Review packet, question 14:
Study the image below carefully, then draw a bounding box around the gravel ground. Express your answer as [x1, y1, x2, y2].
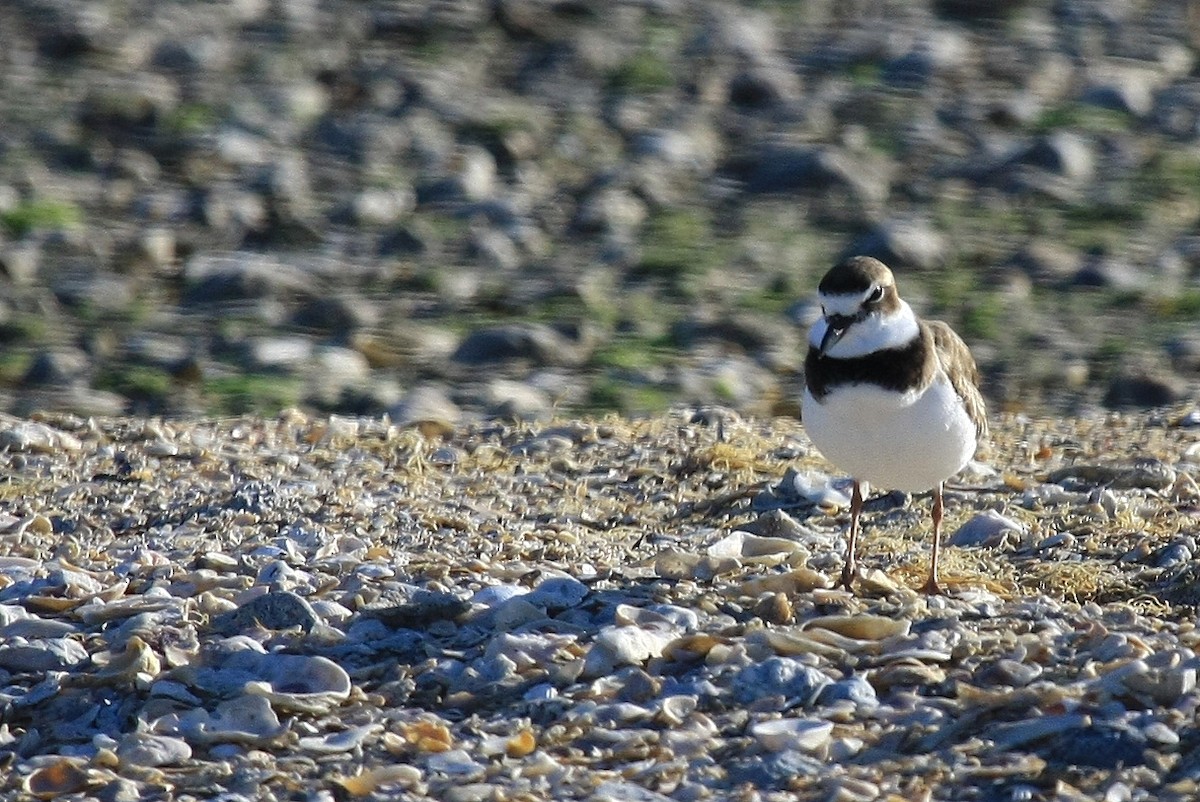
[2, 406, 1200, 800]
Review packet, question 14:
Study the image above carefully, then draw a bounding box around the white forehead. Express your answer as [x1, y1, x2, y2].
[819, 288, 874, 316]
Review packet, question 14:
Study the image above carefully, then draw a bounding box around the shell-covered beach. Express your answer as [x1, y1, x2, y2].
[3, 407, 1200, 801]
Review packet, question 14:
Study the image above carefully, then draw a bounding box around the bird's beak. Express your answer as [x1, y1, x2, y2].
[819, 314, 856, 355]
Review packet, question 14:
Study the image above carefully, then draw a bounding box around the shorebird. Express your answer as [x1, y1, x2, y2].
[802, 256, 987, 594]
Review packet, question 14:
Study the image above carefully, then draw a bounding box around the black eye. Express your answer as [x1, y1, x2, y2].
[867, 286, 884, 304]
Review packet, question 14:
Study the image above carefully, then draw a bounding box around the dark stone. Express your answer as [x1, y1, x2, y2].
[1043, 725, 1148, 768]
[452, 322, 591, 367]
[362, 591, 471, 629]
[1104, 370, 1186, 409]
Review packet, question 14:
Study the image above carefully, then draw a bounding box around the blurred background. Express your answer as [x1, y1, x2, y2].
[1, 0, 1199, 424]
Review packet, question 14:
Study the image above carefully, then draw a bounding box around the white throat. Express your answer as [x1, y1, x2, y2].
[809, 299, 920, 358]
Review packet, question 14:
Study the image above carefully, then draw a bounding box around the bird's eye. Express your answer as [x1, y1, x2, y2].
[867, 286, 884, 304]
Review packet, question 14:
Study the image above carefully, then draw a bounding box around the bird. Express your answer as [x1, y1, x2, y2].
[802, 256, 987, 595]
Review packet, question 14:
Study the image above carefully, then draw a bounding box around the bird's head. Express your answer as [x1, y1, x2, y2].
[810, 256, 913, 357]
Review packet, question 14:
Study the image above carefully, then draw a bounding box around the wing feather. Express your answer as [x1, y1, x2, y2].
[925, 320, 988, 441]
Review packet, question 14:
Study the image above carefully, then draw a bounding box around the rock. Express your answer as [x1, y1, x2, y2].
[244, 336, 314, 372]
[452, 323, 592, 367]
[291, 296, 378, 333]
[1104, 369, 1187, 408]
[882, 31, 971, 89]
[843, 218, 948, 270]
[1072, 253, 1145, 291]
[733, 657, 831, 706]
[573, 184, 648, 235]
[212, 590, 321, 634]
[309, 346, 372, 391]
[1079, 70, 1154, 117]
[525, 576, 588, 610]
[736, 145, 890, 204]
[1014, 132, 1095, 182]
[1167, 334, 1200, 373]
[1043, 725, 1150, 768]
[183, 253, 318, 304]
[347, 187, 414, 226]
[389, 384, 461, 434]
[1005, 241, 1081, 286]
[0, 243, 41, 285]
[483, 379, 550, 420]
[117, 733, 193, 768]
[0, 637, 89, 671]
[416, 146, 497, 205]
[23, 349, 91, 386]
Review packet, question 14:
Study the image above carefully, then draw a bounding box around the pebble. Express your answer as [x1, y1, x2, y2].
[116, 733, 192, 767]
[733, 657, 832, 707]
[949, 509, 1028, 548]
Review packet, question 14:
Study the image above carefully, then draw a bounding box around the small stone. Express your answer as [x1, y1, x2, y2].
[117, 733, 192, 767]
[733, 657, 831, 706]
[949, 510, 1028, 548]
[212, 590, 320, 634]
[525, 576, 588, 610]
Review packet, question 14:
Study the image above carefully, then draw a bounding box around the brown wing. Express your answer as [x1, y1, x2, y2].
[925, 320, 988, 441]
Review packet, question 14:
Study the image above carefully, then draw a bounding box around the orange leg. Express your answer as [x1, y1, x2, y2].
[920, 482, 945, 595]
[840, 480, 863, 592]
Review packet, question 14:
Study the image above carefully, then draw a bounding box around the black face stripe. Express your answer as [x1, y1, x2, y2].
[805, 334, 929, 401]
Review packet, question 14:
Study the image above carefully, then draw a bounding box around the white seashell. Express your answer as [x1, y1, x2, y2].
[750, 717, 833, 753]
[657, 695, 698, 726]
[22, 757, 96, 798]
[948, 509, 1028, 548]
[707, 531, 802, 560]
[1144, 721, 1180, 745]
[614, 603, 698, 631]
[335, 764, 423, 795]
[425, 749, 486, 780]
[782, 470, 852, 508]
[830, 736, 865, 761]
[242, 653, 352, 714]
[77, 592, 183, 625]
[523, 683, 558, 701]
[298, 723, 382, 754]
[582, 625, 676, 678]
[803, 614, 910, 641]
[471, 584, 530, 607]
[165, 694, 288, 745]
[116, 733, 192, 767]
[821, 776, 881, 802]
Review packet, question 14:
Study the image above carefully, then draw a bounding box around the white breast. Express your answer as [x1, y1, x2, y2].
[802, 373, 977, 492]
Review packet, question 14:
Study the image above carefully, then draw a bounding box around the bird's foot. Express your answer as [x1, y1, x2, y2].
[919, 575, 944, 596]
[840, 563, 858, 593]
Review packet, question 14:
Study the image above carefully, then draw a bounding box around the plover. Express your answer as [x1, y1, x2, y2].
[802, 256, 987, 594]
